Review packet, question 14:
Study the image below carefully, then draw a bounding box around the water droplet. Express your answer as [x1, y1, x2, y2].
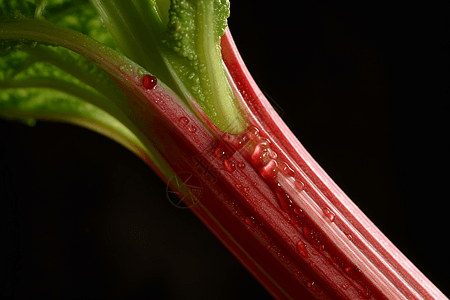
[266, 148, 278, 160]
[243, 187, 249, 193]
[322, 207, 335, 222]
[179, 117, 189, 127]
[238, 162, 245, 168]
[359, 287, 372, 299]
[259, 160, 278, 181]
[187, 125, 196, 133]
[245, 216, 255, 226]
[294, 207, 303, 216]
[278, 161, 295, 177]
[235, 184, 242, 189]
[259, 137, 270, 148]
[295, 180, 305, 192]
[224, 160, 236, 172]
[303, 226, 320, 244]
[119, 65, 125, 71]
[347, 234, 353, 241]
[297, 241, 308, 257]
[276, 190, 294, 212]
[251, 144, 269, 167]
[342, 284, 348, 290]
[245, 126, 259, 140]
[236, 137, 247, 148]
[345, 266, 361, 280]
[319, 244, 325, 252]
[215, 147, 226, 158]
[143, 74, 157, 89]
[307, 281, 314, 288]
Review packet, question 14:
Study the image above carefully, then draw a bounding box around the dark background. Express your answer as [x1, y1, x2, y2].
[1, 1, 448, 299]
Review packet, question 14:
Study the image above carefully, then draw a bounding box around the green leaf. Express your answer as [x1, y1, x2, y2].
[0, 44, 171, 178]
[0, 43, 140, 152]
[0, 3, 177, 181]
[0, 81, 146, 156]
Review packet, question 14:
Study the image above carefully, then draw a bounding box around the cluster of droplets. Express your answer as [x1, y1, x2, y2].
[120, 63, 146, 80]
[218, 125, 374, 298]
[213, 133, 247, 173]
[218, 126, 296, 185]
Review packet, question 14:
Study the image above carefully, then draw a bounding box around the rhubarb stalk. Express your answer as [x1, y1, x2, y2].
[0, 1, 447, 299]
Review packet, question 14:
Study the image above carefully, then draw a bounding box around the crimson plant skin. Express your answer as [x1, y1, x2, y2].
[1, 1, 448, 299]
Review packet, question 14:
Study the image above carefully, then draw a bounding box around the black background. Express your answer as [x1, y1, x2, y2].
[1, 2, 448, 299]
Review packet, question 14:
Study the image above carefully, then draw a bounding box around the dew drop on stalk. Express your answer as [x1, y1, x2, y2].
[179, 117, 189, 127]
[224, 159, 236, 172]
[243, 187, 249, 193]
[214, 147, 226, 158]
[296, 179, 305, 190]
[251, 144, 267, 166]
[307, 281, 314, 288]
[347, 234, 353, 241]
[294, 207, 303, 216]
[322, 207, 335, 222]
[142, 74, 157, 89]
[276, 190, 294, 212]
[303, 225, 319, 244]
[345, 266, 361, 280]
[260, 160, 278, 181]
[238, 162, 245, 168]
[187, 125, 196, 133]
[245, 126, 259, 140]
[235, 184, 242, 189]
[236, 137, 247, 148]
[278, 161, 295, 177]
[266, 148, 278, 160]
[342, 284, 348, 290]
[359, 286, 372, 299]
[245, 216, 256, 226]
[297, 241, 308, 257]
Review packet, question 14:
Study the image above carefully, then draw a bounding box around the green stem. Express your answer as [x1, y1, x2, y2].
[1, 77, 115, 113]
[88, 0, 176, 90]
[0, 17, 181, 183]
[23, 47, 123, 107]
[198, 1, 245, 132]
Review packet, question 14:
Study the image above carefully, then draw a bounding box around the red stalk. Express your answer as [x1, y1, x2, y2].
[78, 27, 446, 299]
[219, 29, 448, 299]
